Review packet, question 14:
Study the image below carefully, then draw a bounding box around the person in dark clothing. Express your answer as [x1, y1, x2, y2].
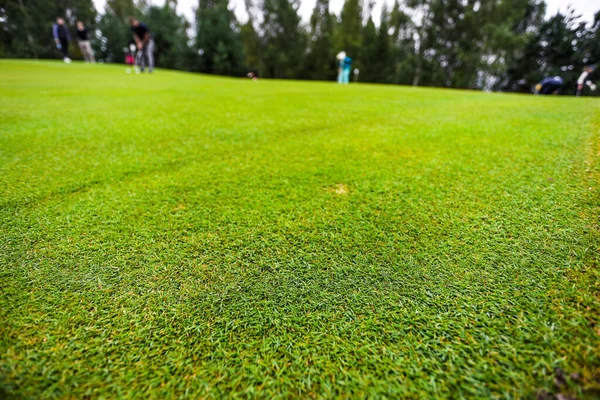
[534, 76, 563, 95]
[128, 17, 154, 73]
[52, 18, 71, 63]
[76, 21, 95, 63]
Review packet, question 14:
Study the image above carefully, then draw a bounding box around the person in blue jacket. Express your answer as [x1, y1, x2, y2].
[52, 17, 71, 63]
[534, 76, 563, 95]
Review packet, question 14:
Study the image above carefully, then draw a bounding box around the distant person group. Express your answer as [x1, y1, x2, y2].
[53, 18, 94, 64]
[535, 65, 596, 96]
[52, 16, 154, 73]
[50, 17, 596, 95]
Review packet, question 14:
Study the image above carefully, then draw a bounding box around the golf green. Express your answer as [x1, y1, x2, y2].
[1, 60, 599, 398]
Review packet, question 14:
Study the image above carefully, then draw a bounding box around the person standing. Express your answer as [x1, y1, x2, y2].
[76, 21, 95, 63]
[336, 51, 352, 84]
[576, 65, 597, 96]
[336, 51, 346, 84]
[128, 17, 154, 73]
[342, 56, 352, 84]
[52, 17, 71, 63]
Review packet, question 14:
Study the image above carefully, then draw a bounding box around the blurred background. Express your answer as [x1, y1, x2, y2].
[1, 0, 598, 94]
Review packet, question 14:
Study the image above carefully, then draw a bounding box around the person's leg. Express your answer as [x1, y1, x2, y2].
[337, 68, 343, 84]
[136, 48, 145, 72]
[79, 41, 89, 62]
[343, 68, 350, 84]
[60, 38, 69, 59]
[86, 41, 96, 63]
[145, 39, 154, 73]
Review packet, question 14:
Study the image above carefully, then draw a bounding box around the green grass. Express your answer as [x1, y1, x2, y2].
[1, 60, 599, 398]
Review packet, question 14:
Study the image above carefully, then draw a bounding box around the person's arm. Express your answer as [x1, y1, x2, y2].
[141, 31, 150, 46]
[52, 24, 59, 42]
[132, 32, 142, 49]
[135, 33, 150, 49]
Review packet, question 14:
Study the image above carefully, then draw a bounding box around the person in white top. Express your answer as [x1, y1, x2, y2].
[576, 65, 597, 96]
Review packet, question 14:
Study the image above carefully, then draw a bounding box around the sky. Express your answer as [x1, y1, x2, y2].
[93, 0, 598, 26]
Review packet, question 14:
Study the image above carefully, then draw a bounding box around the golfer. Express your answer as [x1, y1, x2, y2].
[52, 17, 71, 63]
[76, 21, 95, 63]
[129, 17, 154, 73]
[534, 76, 563, 95]
[336, 51, 352, 84]
[576, 65, 597, 96]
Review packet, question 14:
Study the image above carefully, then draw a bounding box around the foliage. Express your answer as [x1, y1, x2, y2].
[359, 15, 378, 82]
[305, 0, 335, 80]
[145, 4, 194, 72]
[336, 0, 362, 63]
[0, 0, 96, 59]
[261, 0, 306, 79]
[239, 0, 262, 76]
[195, 0, 245, 76]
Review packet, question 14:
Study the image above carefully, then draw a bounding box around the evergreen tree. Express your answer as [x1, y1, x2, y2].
[195, 0, 244, 76]
[582, 11, 600, 67]
[389, 0, 416, 85]
[0, 0, 96, 59]
[407, 0, 541, 89]
[405, 0, 438, 86]
[97, 0, 140, 62]
[336, 0, 362, 61]
[145, 3, 193, 71]
[261, 0, 306, 79]
[486, 0, 546, 92]
[240, 0, 262, 75]
[305, 0, 335, 80]
[537, 10, 588, 94]
[499, 7, 590, 94]
[359, 6, 378, 82]
[106, 0, 136, 19]
[374, 5, 393, 83]
[358, 1, 394, 83]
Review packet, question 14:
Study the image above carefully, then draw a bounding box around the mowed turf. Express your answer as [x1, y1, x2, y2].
[1, 60, 599, 398]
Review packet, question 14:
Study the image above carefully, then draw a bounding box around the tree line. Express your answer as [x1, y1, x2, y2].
[1, 0, 599, 94]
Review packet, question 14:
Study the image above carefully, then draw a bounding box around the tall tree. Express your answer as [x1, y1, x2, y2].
[359, 1, 394, 83]
[305, 0, 335, 80]
[374, 4, 393, 83]
[195, 0, 244, 76]
[424, 0, 482, 88]
[537, 10, 589, 94]
[261, 0, 306, 79]
[145, 3, 193, 71]
[486, 0, 546, 92]
[389, 0, 416, 85]
[106, 0, 136, 20]
[582, 11, 600, 66]
[405, 0, 437, 86]
[240, 0, 262, 75]
[406, 0, 545, 89]
[97, 0, 140, 62]
[359, 2, 378, 83]
[336, 0, 362, 62]
[0, 0, 96, 59]
[499, 7, 591, 94]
